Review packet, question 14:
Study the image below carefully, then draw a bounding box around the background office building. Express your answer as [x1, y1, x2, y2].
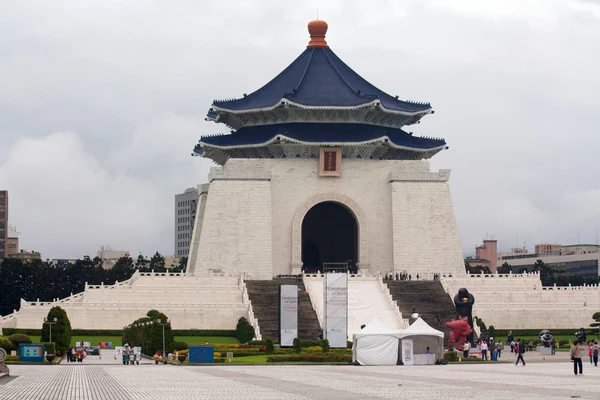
[175, 187, 199, 258]
[0, 190, 7, 260]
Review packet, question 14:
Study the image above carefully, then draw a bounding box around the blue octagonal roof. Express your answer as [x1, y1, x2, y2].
[211, 47, 432, 115]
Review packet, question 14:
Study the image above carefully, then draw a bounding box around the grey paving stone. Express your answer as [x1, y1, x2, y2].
[1, 361, 598, 399]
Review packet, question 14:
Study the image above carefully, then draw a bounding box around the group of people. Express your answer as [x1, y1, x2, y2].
[570, 340, 600, 375]
[383, 272, 442, 281]
[66, 345, 87, 363]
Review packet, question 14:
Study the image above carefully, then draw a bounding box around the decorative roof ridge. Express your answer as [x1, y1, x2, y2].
[291, 47, 316, 94]
[321, 48, 376, 101]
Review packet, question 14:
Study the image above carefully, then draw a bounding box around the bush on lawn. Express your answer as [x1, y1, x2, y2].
[42, 342, 56, 355]
[304, 346, 323, 353]
[321, 338, 330, 353]
[173, 341, 189, 351]
[8, 333, 32, 351]
[559, 340, 570, 347]
[265, 339, 274, 355]
[214, 357, 226, 363]
[267, 354, 351, 363]
[122, 310, 174, 356]
[235, 318, 255, 344]
[0, 338, 13, 352]
[40, 306, 72, 356]
[444, 351, 458, 362]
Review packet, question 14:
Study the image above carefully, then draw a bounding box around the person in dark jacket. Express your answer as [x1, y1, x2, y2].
[515, 339, 526, 366]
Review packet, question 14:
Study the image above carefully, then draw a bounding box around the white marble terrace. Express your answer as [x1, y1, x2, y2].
[0, 271, 260, 337]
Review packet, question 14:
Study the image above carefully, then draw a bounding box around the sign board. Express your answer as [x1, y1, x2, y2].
[279, 284, 298, 347]
[115, 346, 124, 358]
[402, 339, 414, 366]
[324, 273, 348, 348]
[19, 344, 45, 362]
[319, 147, 342, 177]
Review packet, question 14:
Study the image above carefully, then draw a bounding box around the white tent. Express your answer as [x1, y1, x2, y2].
[399, 317, 444, 365]
[352, 319, 402, 365]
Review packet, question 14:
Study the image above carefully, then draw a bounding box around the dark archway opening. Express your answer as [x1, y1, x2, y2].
[301, 201, 358, 273]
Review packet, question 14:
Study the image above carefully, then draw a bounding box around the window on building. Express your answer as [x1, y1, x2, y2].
[0, 212, 5, 218]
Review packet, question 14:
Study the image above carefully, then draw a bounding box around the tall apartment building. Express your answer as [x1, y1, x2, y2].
[0, 190, 7, 261]
[175, 187, 199, 258]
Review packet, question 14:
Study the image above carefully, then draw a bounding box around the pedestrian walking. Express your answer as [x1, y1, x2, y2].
[588, 342, 593, 364]
[496, 341, 502, 358]
[571, 340, 586, 375]
[481, 341, 488, 361]
[463, 341, 471, 359]
[593, 341, 599, 367]
[515, 339, 526, 366]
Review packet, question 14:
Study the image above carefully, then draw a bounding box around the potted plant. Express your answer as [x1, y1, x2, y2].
[44, 342, 56, 363]
[177, 353, 187, 363]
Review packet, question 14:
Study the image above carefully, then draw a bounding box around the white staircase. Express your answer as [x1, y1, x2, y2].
[303, 274, 407, 341]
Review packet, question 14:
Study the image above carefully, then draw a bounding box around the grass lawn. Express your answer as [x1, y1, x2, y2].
[177, 336, 239, 345]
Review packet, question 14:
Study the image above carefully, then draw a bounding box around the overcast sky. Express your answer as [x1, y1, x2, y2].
[1, 0, 599, 259]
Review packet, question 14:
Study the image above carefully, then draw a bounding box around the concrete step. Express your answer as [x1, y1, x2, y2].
[245, 279, 321, 341]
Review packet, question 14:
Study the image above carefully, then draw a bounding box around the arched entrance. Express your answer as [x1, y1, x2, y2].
[301, 201, 358, 273]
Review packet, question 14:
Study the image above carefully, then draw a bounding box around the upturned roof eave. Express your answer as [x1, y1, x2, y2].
[193, 135, 446, 154]
[208, 99, 433, 119]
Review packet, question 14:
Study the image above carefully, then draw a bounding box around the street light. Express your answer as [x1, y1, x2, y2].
[43, 317, 58, 343]
[156, 318, 170, 363]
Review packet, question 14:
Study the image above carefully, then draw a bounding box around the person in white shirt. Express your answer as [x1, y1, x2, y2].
[481, 341, 489, 360]
[463, 341, 471, 359]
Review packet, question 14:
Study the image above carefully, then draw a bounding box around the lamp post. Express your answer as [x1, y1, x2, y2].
[156, 319, 170, 362]
[43, 317, 58, 344]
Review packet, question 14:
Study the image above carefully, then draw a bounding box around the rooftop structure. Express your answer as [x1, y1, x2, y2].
[194, 20, 447, 165]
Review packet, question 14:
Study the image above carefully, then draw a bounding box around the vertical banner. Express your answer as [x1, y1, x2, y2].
[402, 339, 414, 365]
[279, 285, 298, 346]
[324, 273, 348, 348]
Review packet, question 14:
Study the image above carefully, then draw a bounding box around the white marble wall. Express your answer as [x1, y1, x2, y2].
[442, 273, 600, 329]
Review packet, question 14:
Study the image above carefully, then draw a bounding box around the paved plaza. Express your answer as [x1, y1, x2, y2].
[2, 353, 600, 400]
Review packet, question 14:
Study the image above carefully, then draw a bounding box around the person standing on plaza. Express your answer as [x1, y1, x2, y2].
[515, 339, 526, 366]
[571, 340, 586, 375]
[481, 340, 488, 361]
[588, 342, 593, 364]
[496, 341, 502, 358]
[593, 341, 599, 367]
[463, 341, 471, 360]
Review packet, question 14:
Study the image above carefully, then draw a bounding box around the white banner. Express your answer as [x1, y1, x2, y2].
[280, 284, 298, 346]
[402, 339, 414, 366]
[324, 273, 348, 348]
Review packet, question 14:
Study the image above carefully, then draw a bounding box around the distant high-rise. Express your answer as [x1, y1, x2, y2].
[175, 187, 199, 258]
[0, 190, 7, 261]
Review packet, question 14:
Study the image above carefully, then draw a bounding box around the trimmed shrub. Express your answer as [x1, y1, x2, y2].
[122, 310, 174, 356]
[173, 341, 189, 351]
[8, 333, 32, 350]
[347, 341, 353, 349]
[40, 306, 72, 356]
[214, 352, 222, 358]
[299, 339, 322, 348]
[265, 339, 274, 355]
[444, 351, 458, 362]
[293, 338, 301, 354]
[305, 346, 323, 353]
[214, 357, 226, 363]
[0, 337, 13, 352]
[42, 342, 56, 355]
[321, 338, 330, 353]
[559, 340, 570, 347]
[235, 318, 255, 344]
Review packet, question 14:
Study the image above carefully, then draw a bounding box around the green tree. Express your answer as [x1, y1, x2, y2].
[40, 306, 72, 355]
[235, 317, 256, 343]
[149, 252, 166, 272]
[111, 256, 135, 281]
[497, 262, 511, 274]
[123, 310, 174, 356]
[464, 260, 472, 274]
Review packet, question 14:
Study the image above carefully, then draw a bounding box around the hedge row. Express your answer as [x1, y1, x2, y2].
[3, 328, 237, 337]
[494, 329, 595, 337]
[267, 354, 352, 363]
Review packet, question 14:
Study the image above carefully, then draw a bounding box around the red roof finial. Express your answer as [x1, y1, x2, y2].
[307, 19, 328, 48]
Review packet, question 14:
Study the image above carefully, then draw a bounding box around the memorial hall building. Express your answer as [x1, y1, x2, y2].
[186, 19, 464, 280]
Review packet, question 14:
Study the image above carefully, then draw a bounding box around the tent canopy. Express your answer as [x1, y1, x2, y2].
[353, 318, 402, 339]
[400, 317, 443, 338]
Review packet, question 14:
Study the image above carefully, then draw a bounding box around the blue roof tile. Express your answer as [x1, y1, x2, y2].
[212, 48, 431, 114]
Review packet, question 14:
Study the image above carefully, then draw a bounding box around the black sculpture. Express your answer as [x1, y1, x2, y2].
[576, 328, 587, 344]
[454, 288, 475, 344]
[539, 330, 553, 348]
